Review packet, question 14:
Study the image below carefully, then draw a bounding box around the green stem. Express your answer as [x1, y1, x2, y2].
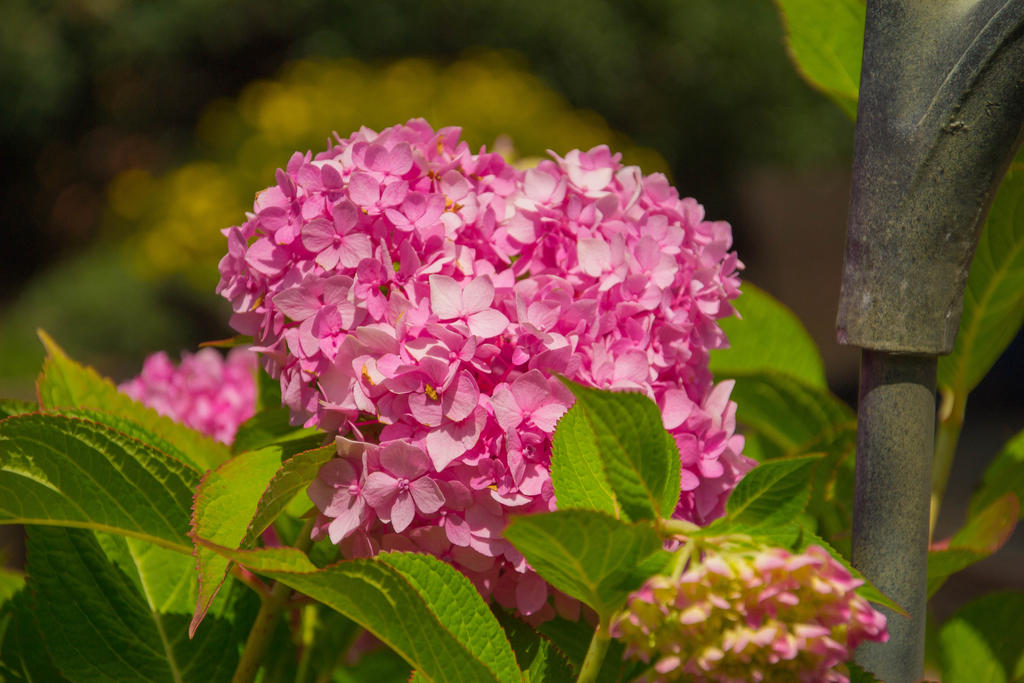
[577, 617, 612, 683]
[232, 517, 317, 683]
[930, 385, 966, 541]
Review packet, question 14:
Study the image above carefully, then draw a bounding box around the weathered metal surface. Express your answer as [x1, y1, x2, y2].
[852, 351, 937, 683]
[837, 0, 1024, 354]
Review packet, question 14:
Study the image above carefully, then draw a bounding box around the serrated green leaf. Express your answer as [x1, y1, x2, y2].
[710, 282, 826, 388]
[928, 493, 1018, 597]
[23, 526, 257, 683]
[970, 429, 1024, 520]
[231, 406, 323, 455]
[35, 331, 229, 471]
[715, 454, 821, 533]
[492, 610, 574, 683]
[0, 414, 198, 553]
[729, 371, 855, 456]
[377, 553, 520, 683]
[846, 661, 884, 682]
[199, 543, 518, 683]
[773, 0, 865, 118]
[550, 406, 619, 517]
[504, 510, 663, 620]
[939, 591, 1024, 683]
[190, 446, 283, 637]
[939, 169, 1024, 395]
[240, 444, 335, 549]
[561, 381, 680, 521]
[0, 400, 35, 420]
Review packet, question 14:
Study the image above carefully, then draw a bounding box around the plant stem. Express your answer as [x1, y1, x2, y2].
[930, 386, 966, 541]
[577, 617, 612, 683]
[232, 517, 317, 683]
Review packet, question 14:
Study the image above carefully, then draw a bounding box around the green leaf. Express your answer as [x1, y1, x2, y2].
[550, 406, 619, 517]
[970, 429, 1024, 520]
[35, 330, 230, 471]
[231, 406, 323, 455]
[0, 568, 23, 607]
[713, 454, 822, 534]
[21, 526, 257, 682]
[492, 610, 574, 683]
[0, 413, 199, 553]
[939, 168, 1024, 395]
[939, 591, 1024, 683]
[728, 371, 855, 457]
[190, 446, 283, 637]
[928, 493, 1018, 597]
[240, 444, 335, 549]
[199, 544, 519, 683]
[377, 553, 520, 683]
[534, 617, 641, 683]
[504, 510, 664, 620]
[773, 0, 865, 118]
[0, 400, 35, 419]
[710, 282, 827, 388]
[561, 381, 680, 520]
[0, 587, 67, 682]
[846, 661, 884, 682]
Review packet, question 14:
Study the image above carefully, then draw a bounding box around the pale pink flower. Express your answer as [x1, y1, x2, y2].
[119, 347, 257, 444]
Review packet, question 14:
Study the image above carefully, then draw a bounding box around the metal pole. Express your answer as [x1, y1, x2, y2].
[852, 351, 936, 683]
[837, 3, 1024, 679]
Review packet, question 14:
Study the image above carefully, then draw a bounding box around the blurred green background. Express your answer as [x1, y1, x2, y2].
[0, 0, 856, 398]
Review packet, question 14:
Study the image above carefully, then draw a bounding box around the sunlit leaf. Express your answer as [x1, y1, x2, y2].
[35, 330, 229, 470]
[504, 510, 665, 620]
[928, 493, 1018, 597]
[710, 282, 826, 388]
[0, 413, 198, 553]
[773, 0, 865, 118]
[939, 168, 1024, 395]
[939, 591, 1024, 683]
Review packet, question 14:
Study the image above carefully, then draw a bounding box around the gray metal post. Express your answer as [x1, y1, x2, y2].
[838, 2, 1024, 681]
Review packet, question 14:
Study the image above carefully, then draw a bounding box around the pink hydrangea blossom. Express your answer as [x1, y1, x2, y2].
[216, 119, 751, 618]
[610, 544, 888, 682]
[119, 347, 257, 444]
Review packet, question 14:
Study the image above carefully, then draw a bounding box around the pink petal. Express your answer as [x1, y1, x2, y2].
[301, 218, 335, 252]
[362, 472, 398, 509]
[390, 492, 416, 532]
[429, 275, 464, 319]
[467, 309, 510, 338]
[338, 233, 373, 269]
[380, 180, 409, 208]
[425, 409, 484, 471]
[273, 287, 320, 321]
[462, 276, 495, 314]
[510, 370, 552, 413]
[661, 389, 694, 430]
[332, 200, 359, 233]
[531, 403, 568, 433]
[516, 572, 548, 616]
[388, 143, 413, 175]
[410, 477, 445, 514]
[348, 172, 380, 207]
[490, 384, 522, 431]
[408, 389, 444, 427]
[327, 503, 365, 543]
[442, 371, 479, 422]
[577, 238, 611, 277]
[380, 440, 430, 479]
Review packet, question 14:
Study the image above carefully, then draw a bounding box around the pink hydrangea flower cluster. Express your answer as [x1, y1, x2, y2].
[610, 544, 889, 682]
[216, 119, 751, 617]
[119, 348, 257, 444]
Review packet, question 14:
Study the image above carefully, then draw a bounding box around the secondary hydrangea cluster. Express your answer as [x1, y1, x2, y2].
[611, 544, 889, 682]
[216, 118, 752, 618]
[119, 348, 257, 444]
